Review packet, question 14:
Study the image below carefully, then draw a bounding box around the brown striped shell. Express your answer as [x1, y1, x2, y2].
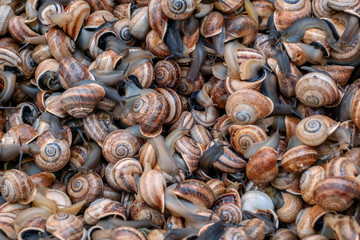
[139, 169, 166, 212]
[295, 115, 340, 147]
[45, 28, 76, 62]
[62, 0, 90, 40]
[325, 157, 359, 177]
[281, 145, 318, 173]
[59, 57, 94, 89]
[229, 125, 268, 155]
[60, 84, 105, 118]
[84, 198, 126, 225]
[45, 213, 83, 240]
[67, 172, 104, 205]
[174, 179, 215, 209]
[300, 166, 326, 205]
[295, 72, 343, 108]
[154, 59, 181, 89]
[105, 158, 142, 193]
[225, 89, 274, 125]
[33, 131, 71, 172]
[102, 130, 143, 163]
[0, 170, 36, 205]
[111, 226, 146, 240]
[160, 0, 200, 20]
[246, 146, 278, 185]
[133, 91, 169, 137]
[313, 176, 360, 212]
[212, 188, 242, 224]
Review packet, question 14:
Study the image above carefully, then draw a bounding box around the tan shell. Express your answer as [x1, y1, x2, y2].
[225, 90, 274, 125]
[295, 72, 343, 108]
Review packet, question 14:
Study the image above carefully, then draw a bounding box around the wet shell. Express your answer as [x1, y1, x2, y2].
[229, 125, 268, 155]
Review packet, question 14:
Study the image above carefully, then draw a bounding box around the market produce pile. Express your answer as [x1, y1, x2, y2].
[0, 0, 359, 239]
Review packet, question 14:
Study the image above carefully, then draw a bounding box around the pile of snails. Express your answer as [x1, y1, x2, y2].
[0, 0, 359, 239]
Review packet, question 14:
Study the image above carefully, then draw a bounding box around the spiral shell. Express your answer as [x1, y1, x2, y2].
[276, 192, 304, 223]
[225, 15, 258, 45]
[296, 115, 340, 147]
[300, 166, 326, 205]
[102, 130, 143, 163]
[34, 131, 70, 172]
[212, 188, 242, 224]
[229, 125, 268, 155]
[0, 170, 36, 205]
[60, 84, 105, 118]
[160, 0, 199, 20]
[67, 172, 104, 205]
[140, 169, 166, 212]
[46, 213, 83, 240]
[105, 158, 142, 193]
[295, 72, 343, 108]
[246, 146, 278, 185]
[174, 179, 215, 209]
[59, 56, 95, 89]
[281, 145, 318, 173]
[62, 0, 91, 41]
[111, 226, 146, 240]
[84, 198, 126, 225]
[133, 91, 169, 137]
[225, 89, 274, 125]
[154, 59, 181, 88]
[313, 176, 360, 212]
[157, 88, 182, 125]
[45, 28, 76, 62]
[326, 157, 359, 177]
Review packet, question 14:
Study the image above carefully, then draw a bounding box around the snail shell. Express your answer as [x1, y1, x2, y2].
[225, 15, 258, 45]
[59, 56, 95, 89]
[214, 0, 244, 13]
[156, 88, 182, 125]
[295, 72, 343, 108]
[111, 227, 146, 240]
[0, 170, 36, 205]
[129, 201, 164, 227]
[84, 198, 126, 225]
[139, 169, 166, 212]
[45, 213, 83, 240]
[149, 0, 168, 40]
[295, 115, 340, 146]
[313, 176, 360, 212]
[241, 218, 266, 240]
[133, 91, 169, 137]
[130, 7, 151, 40]
[83, 112, 112, 148]
[45, 28, 76, 62]
[60, 84, 106, 118]
[246, 146, 278, 185]
[105, 158, 142, 193]
[62, 0, 91, 41]
[34, 131, 71, 172]
[281, 145, 318, 173]
[300, 166, 326, 205]
[325, 157, 359, 177]
[276, 192, 304, 223]
[174, 179, 215, 209]
[212, 188, 242, 224]
[67, 172, 104, 205]
[225, 89, 274, 125]
[154, 59, 181, 89]
[160, 0, 200, 20]
[1, 123, 39, 145]
[229, 125, 268, 155]
[102, 130, 143, 163]
[0, 212, 16, 239]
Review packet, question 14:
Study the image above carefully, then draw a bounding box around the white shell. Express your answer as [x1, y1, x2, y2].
[241, 190, 274, 213]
